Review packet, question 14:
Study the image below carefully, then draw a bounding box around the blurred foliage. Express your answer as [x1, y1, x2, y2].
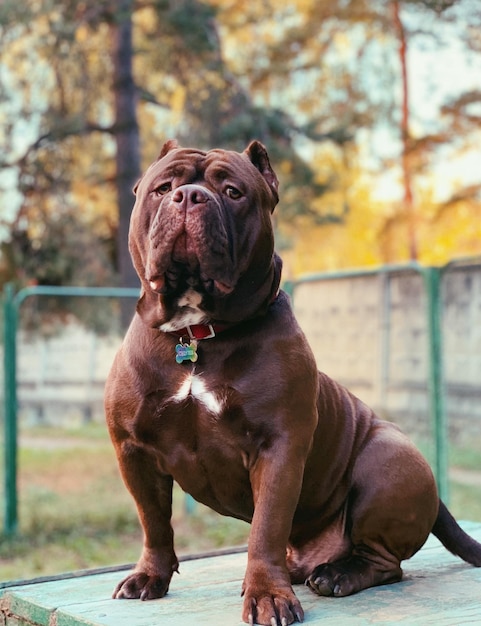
[0, 0, 480, 304]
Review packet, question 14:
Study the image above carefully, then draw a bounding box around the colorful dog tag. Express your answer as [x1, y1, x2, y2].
[175, 341, 198, 364]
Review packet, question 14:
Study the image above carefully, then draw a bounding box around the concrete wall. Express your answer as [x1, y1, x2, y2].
[17, 323, 122, 426]
[293, 264, 481, 448]
[12, 264, 481, 447]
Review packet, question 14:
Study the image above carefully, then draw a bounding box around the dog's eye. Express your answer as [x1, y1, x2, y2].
[225, 185, 242, 200]
[153, 182, 172, 196]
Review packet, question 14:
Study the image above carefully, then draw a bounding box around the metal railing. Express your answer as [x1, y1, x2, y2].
[3, 260, 480, 536]
[289, 262, 448, 503]
[2, 284, 139, 536]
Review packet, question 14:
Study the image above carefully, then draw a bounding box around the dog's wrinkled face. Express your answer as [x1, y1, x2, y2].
[129, 140, 282, 328]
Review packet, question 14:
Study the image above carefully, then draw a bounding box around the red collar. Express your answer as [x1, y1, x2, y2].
[166, 291, 280, 342]
[169, 322, 230, 341]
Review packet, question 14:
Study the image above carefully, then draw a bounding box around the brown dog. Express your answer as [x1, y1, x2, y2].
[105, 140, 481, 625]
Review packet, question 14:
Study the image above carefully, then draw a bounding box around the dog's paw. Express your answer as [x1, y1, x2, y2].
[305, 557, 402, 597]
[305, 562, 349, 597]
[242, 587, 304, 625]
[113, 572, 171, 600]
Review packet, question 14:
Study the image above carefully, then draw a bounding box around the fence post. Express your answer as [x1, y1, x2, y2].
[3, 283, 18, 536]
[423, 267, 449, 503]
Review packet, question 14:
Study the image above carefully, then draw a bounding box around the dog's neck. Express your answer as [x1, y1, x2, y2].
[159, 288, 207, 333]
[159, 288, 231, 343]
[158, 286, 280, 341]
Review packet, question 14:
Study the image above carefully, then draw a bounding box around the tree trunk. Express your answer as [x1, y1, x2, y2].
[393, 0, 417, 261]
[111, 0, 141, 290]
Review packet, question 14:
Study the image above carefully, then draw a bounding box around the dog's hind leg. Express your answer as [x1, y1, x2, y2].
[306, 425, 438, 597]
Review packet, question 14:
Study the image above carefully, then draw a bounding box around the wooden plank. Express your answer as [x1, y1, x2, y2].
[1, 524, 481, 625]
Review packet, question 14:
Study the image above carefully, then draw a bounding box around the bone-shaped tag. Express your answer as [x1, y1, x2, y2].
[175, 341, 198, 364]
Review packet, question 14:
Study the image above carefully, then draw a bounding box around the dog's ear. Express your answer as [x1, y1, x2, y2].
[158, 139, 180, 159]
[244, 140, 279, 210]
[133, 179, 141, 195]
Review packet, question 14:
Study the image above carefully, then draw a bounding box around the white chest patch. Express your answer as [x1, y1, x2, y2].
[173, 373, 224, 416]
[160, 288, 207, 332]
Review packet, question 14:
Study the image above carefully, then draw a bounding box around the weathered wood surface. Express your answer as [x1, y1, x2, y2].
[1, 523, 481, 625]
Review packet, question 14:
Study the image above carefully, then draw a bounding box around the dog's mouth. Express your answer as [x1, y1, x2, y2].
[149, 274, 166, 293]
[147, 230, 196, 294]
[147, 219, 235, 298]
[148, 267, 234, 297]
[172, 232, 189, 264]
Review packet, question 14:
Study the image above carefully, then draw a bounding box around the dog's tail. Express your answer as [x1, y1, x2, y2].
[432, 499, 481, 566]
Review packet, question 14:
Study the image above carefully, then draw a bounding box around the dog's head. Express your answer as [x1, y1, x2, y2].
[129, 140, 282, 329]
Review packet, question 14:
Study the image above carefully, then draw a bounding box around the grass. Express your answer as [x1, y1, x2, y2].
[449, 483, 481, 523]
[450, 444, 481, 472]
[1, 423, 480, 582]
[0, 424, 249, 582]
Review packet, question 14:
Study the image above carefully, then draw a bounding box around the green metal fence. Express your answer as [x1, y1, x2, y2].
[289, 262, 448, 503]
[2, 284, 139, 537]
[3, 262, 477, 536]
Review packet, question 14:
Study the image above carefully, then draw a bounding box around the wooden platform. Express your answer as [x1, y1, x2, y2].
[2, 522, 481, 625]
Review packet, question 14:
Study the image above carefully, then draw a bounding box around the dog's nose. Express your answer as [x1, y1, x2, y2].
[172, 185, 209, 208]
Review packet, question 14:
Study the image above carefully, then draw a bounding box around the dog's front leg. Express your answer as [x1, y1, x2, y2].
[242, 446, 306, 626]
[112, 442, 179, 601]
